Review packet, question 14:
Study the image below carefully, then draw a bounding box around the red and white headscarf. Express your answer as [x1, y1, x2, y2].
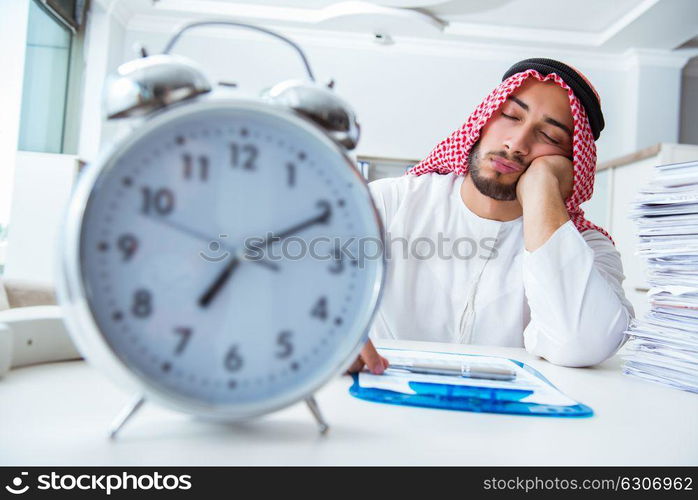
[406, 69, 611, 243]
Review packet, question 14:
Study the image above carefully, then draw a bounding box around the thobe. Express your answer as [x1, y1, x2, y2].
[368, 172, 634, 367]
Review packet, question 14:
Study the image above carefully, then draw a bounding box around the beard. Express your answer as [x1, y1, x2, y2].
[467, 141, 523, 201]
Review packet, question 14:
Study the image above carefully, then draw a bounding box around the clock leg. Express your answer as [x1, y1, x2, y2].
[305, 395, 329, 435]
[108, 395, 146, 440]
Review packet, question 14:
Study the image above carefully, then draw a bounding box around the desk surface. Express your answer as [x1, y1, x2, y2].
[1, 340, 696, 466]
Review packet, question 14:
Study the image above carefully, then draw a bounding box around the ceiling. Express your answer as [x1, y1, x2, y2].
[103, 0, 698, 53]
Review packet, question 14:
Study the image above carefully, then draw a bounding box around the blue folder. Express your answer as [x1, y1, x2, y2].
[349, 350, 593, 418]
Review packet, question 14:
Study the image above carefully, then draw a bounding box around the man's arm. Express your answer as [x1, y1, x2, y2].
[516, 155, 573, 252]
[516, 156, 634, 367]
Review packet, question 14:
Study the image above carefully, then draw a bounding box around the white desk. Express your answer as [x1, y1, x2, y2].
[1, 340, 696, 466]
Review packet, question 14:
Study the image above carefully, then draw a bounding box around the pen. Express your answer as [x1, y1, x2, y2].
[387, 361, 516, 381]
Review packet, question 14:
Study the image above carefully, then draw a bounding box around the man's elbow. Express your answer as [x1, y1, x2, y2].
[540, 337, 624, 367]
[528, 310, 631, 368]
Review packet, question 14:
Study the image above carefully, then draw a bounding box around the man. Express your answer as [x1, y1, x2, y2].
[348, 58, 634, 374]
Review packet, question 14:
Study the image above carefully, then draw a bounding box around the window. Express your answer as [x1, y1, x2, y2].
[357, 156, 418, 182]
[17, 0, 81, 154]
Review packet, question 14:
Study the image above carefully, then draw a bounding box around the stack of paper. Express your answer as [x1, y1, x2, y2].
[623, 161, 698, 393]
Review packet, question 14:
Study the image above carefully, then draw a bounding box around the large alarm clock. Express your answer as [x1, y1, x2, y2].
[57, 21, 385, 437]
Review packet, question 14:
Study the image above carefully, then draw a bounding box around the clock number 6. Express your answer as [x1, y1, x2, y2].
[224, 345, 243, 372]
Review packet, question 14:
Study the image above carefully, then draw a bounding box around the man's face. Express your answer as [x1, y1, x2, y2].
[468, 80, 575, 201]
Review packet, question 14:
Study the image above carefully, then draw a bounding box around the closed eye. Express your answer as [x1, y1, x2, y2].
[501, 113, 519, 121]
[541, 132, 560, 145]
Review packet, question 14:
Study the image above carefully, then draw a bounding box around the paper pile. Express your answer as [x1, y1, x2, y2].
[623, 161, 698, 393]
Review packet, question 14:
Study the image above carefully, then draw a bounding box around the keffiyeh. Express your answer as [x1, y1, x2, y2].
[407, 64, 611, 243]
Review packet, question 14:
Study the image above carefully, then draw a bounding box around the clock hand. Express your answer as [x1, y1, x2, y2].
[198, 255, 240, 308]
[197, 201, 331, 308]
[145, 215, 279, 272]
[259, 200, 332, 249]
[240, 254, 279, 272]
[146, 215, 219, 247]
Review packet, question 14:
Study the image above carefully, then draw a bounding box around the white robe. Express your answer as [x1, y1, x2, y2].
[368, 172, 635, 367]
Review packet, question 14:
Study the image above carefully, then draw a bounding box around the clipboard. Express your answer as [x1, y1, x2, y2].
[349, 348, 593, 417]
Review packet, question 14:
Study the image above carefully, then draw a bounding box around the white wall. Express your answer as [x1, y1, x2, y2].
[61, 14, 683, 167]
[112, 22, 639, 163]
[77, 1, 128, 162]
[3, 152, 78, 285]
[71, 17, 689, 167]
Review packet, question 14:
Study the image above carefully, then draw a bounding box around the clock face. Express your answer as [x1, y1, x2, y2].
[72, 100, 383, 416]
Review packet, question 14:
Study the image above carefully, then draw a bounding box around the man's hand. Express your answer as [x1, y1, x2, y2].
[515, 155, 573, 252]
[516, 155, 574, 206]
[347, 339, 389, 374]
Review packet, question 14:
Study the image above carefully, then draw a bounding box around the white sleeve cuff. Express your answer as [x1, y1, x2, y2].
[523, 220, 593, 281]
